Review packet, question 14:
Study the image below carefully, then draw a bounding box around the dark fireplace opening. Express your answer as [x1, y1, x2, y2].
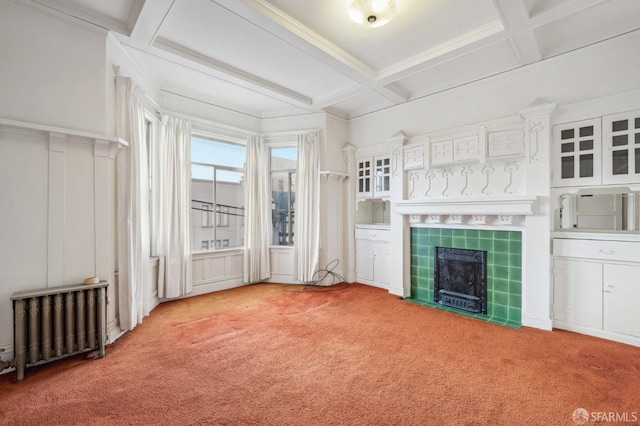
[434, 247, 487, 314]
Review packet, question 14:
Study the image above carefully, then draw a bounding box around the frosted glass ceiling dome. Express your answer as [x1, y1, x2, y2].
[349, 0, 397, 28]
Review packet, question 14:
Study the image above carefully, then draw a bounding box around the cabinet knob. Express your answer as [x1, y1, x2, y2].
[370, 233, 376, 238]
[598, 249, 615, 255]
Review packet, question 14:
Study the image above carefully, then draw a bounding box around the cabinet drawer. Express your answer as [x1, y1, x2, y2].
[553, 238, 640, 262]
[355, 228, 391, 242]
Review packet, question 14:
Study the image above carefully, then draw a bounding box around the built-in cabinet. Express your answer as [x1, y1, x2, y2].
[552, 236, 640, 346]
[355, 226, 391, 288]
[357, 155, 390, 198]
[551, 108, 640, 346]
[553, 109, 640, 187]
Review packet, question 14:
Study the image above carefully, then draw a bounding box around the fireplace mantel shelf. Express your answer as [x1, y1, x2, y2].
[395, 196, 537, 217]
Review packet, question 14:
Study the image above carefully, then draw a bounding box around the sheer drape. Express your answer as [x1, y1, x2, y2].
[293, 132, 320, 282]
[244, 135, 271, 283]
[115, 76, 150, 331]
[157, 115, 193, 299]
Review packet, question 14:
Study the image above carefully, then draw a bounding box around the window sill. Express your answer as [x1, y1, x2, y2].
[192, 248, 244, 257]
[269, 245, 294, 251]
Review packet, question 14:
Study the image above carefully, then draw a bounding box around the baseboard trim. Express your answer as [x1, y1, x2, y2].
[522, 316, 553, 331]
[553, 321, 640, 347]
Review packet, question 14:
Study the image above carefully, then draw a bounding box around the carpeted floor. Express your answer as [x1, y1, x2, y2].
[0, 283, 639, 425]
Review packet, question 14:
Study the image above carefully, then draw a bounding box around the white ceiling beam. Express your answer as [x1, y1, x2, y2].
[528, 0, 609, 28]
[491, 0, 542, 65]
[542, 14, 640, 58]
[28, 0, 131, 35]
[129, 0, 175, 46]
[376, 21, 509, 85]
[126, 37, 316, 111]
[313, 85, 369, 110]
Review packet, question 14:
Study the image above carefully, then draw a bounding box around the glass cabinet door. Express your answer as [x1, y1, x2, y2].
[374, 156, 390, 195]
[357, 159, 372, 197]
[552, 119, 601, 187]
[603, 110, 640, 185]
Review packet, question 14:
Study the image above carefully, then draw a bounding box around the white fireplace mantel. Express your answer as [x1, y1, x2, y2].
[395, 196, 537, 217]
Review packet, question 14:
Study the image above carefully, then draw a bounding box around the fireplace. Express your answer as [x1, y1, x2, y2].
[434, 247, 487, 314]
[408, 228, 522, 327]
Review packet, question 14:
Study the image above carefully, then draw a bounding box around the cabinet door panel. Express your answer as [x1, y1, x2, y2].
[552, 119, 601, 187]
[553, 259, 602, 328]
[373, 242, 391, 285]
[356, 240, 374, 281]
[603, 110, 640, 185]
[603, 264, 640, 337]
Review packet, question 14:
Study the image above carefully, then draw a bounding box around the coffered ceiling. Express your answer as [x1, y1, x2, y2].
[26, 0, 640, 119]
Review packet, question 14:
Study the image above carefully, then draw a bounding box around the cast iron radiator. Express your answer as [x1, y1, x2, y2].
[8, 281, 108, 381]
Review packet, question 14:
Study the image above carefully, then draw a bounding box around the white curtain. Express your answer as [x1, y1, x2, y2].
[244, 135, 271, 283]
[156, 115, 193, 299]
[293, 132, 321, 282]
[115, 77, 150, 331]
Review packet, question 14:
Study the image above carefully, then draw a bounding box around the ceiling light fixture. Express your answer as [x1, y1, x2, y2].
[348, 0, 397, 28]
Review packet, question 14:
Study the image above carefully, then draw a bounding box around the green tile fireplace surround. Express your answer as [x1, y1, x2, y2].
[408, 227, 522, 328]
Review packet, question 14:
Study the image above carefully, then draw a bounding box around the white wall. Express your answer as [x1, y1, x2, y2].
[0, 121, 123, 364]
[324, 114, 349, 173]
[0, 2, 118, 366]
[348, 31, 640, 148]
[0, 1, 107, 134]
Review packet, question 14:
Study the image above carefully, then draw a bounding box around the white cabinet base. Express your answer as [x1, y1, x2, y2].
[552, 321, 640, 348]
[553, 237, 640, 347]
[355, 227, 391, 289]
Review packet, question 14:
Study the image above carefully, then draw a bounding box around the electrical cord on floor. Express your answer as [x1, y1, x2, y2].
[282, 259, 352, 292]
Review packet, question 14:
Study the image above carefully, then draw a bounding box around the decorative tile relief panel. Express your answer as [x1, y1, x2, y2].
[404, 142, 425, 170]
[430, 139, 453, 166]
[399, 122, 527, 200]
[453, 135, 480, 162]
[528, 121, 546, 164]
[487, 129, 525, 158]
[406, 161, 525, 199]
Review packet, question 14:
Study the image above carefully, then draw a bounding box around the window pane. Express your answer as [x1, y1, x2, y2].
[270, 148, 297, 246]
[579, 154, 593, 178]
[271, 147, 297, 170]
[561, 142, 574, 153]
[636, 148, 640, 174]
[635, 118, 640, 129]
[191, 138, 246, 252]
[271, 171, 294, 245]
[579, 140, 593, 151]
[561, 156, 574, 179]
[635, 133, 640, 145]
[612, 120, 629, 132]
[192, 137, 246, 168]
[612, 135, 628, 146]
[561, 129, 574, 140]
[612, 150, 628, 175]
[216, 170, 244, 248]
[579, 126, 594, 137]
[192, 177, 215, 252]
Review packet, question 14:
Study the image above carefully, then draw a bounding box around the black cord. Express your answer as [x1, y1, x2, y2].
[282, 259, 352, 293]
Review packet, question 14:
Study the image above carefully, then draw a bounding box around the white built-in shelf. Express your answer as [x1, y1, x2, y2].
[0, 118, 128, 153]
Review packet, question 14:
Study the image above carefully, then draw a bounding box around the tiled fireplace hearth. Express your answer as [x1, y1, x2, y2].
[393, 196, 537, 329]
[409, 228, 522, 327]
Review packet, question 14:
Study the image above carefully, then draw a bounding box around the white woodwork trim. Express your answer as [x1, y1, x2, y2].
[47, 132, 66, 287]
[0, 118, 128, 149]
[395, 196, 537, 216]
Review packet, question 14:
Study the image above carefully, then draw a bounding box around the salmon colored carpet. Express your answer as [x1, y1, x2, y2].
[1, 283, 639, 425]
